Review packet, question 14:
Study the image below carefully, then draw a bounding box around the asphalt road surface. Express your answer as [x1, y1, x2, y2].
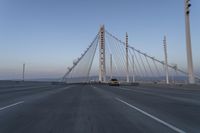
[0, 83, 200, 133]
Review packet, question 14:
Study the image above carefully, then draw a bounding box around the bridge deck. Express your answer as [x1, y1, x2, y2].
[0, 82, 200, 133]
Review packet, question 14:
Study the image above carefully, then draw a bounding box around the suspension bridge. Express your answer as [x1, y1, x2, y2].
[62, 25, 200, 84]
[1, 1, 200, 132]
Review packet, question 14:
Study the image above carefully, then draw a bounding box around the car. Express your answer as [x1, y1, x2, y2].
[108, 78, 119, 86]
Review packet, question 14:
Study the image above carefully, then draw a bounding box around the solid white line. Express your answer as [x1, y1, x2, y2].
[0, 101, 24, 111]
[116, 98, 185, 133]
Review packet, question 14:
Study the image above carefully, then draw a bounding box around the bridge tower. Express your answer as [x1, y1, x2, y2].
[99, 25, 106, 82]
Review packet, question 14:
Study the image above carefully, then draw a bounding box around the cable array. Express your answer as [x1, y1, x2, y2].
[62, 29, 200, 83]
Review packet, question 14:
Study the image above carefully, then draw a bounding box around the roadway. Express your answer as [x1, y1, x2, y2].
[0, 83, 200, 133]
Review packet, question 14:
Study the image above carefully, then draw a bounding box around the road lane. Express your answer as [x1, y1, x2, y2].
[133, 85, 200, 102]
[0, 84, 68, 107]
[0, 84, 178, 133]
[0, 84, 199, 133]
[117, 87, 200, 105]
[116, 98, 185, 133]
[97, 85, 200, 133]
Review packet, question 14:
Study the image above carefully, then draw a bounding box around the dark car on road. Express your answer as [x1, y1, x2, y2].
[108, 78, 119, 86]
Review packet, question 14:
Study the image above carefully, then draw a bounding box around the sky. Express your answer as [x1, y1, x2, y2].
[0, 0, 199, 80]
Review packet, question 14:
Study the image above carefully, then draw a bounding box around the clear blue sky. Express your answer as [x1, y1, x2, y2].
[0, 0, 199, 79]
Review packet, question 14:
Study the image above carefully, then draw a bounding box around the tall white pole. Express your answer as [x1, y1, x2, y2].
[110, 54, 113, 79]
[132, 55, 135, 82]
[185, 0, 195, 84]
[126, 32, 129, 83]
[22, 63, 25, 82]
[163, 36, 169, 84]
[99, 25, 106, 82]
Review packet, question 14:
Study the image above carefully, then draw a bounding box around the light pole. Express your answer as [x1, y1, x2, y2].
[163, 36, 169, 84]
[132, 55, 135, 82]
[126, 32, 129, 83]
[185, 0, 195, 84]
[110, 54, 113, 79]
[22, 63, 25, 82]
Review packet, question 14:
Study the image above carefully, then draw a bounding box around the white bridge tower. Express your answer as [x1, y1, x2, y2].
[99, 25, 106, 82]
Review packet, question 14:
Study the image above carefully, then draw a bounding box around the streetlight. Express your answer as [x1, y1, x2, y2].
[184, 0, 195, 84]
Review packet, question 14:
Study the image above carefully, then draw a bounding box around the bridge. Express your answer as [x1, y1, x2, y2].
[62, 25, 200, 84]
[0, 1, 200, 133]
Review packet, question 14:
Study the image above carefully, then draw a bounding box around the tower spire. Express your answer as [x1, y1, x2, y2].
[99, 25, 106, 82]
